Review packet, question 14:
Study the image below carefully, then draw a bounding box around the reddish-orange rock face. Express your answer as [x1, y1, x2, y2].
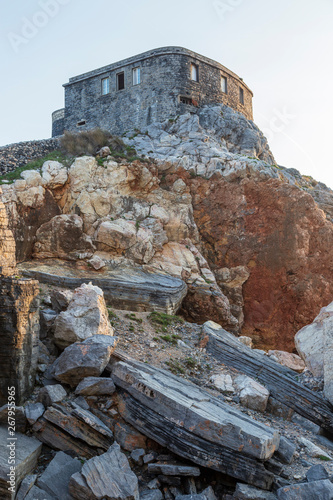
[187, 173, 333, 351]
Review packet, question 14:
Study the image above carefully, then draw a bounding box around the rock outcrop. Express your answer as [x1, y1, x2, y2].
[2, 155, 237, 329]
[188, 173, 333, 350]
[0, 191, 40, 405]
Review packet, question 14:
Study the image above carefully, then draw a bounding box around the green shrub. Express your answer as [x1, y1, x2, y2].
[61, 128, 112, 156]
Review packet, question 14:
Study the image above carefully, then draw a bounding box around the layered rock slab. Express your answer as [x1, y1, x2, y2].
[110, 355, 279, 489]
[69, 442, 139, 500]
[0, 426, 42, 500]
[20, 260, 187, 314]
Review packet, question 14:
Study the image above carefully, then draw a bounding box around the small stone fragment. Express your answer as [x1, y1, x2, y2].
[37, 384, 67, 407]
[130, 448, 145, 465]
[306, 464, 329, 482]
[25, 403, 45, 425]
[298, 437, 332, 460]
[148, 464, 200, 476]
[75, 377, 116, 396]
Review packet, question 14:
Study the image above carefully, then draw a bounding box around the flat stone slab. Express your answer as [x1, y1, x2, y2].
[110, 355, 280, 489]
[69, 442, 139, 499]
[112, 359, 280, 461]
[33, 401, 113, 458]
[277, 479, 333, 499]
[19, 260, 187, 315]
[37, 451, 82, 499]
[148, 464, 200, 476]
[0, 426, 42, 500]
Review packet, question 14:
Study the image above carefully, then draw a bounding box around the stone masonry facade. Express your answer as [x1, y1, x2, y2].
[52, 46, 253, 137]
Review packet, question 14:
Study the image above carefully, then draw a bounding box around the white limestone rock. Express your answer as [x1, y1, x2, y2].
[298, 437, 332, 461]
[54, 283, 113, 349]
[42, 161, 68, 189]
[234, 375, 269, 412]
[210, 374, 235, 395]
[295, 302, 333, 378]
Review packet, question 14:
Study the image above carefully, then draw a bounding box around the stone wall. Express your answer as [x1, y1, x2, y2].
[57, 46, 253, 137]
[0, 138, 60, 175]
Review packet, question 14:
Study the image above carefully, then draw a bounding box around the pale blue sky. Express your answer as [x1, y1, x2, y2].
[1, 0, 332, 188]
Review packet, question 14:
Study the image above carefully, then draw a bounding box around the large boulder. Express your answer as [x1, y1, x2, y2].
[33, 214, 95, 261]
[54, 283, 113, 349]
[295, 302, 333, 378]
[69, 442, 139, 500]
[53, 335, 117, 386]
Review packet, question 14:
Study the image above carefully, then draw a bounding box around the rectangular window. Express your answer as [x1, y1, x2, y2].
[239, 87, 244, 105]
[117, 72, 125, 90]
[101, 77, 110, 95]
[221, 76, 227, 93]
[132, 67, 141, 85]
[180, 96, 193, 105]
[191, 63, 199, 82]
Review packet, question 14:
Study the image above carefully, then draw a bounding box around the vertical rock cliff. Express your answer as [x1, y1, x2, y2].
[0, 189, 39, 405]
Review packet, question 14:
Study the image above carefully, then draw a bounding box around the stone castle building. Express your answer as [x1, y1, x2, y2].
[52, 46, 253, 137]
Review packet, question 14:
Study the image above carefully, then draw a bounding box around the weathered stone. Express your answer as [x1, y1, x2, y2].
[273, 437, 296, 465]
[175, 487, 218, 500]
[15, 474, 37, 500]
[130, 448, 145, 465]
[88, 254, 106, 270]
[298, 437, 332, 460]
[33, 402, 113, 458]
[295, 302, 333, 378]
[41, 160, 68, 189]
[306, 464, 329, 482]
[68, 472, 95, 500]
[0, 192, 40, 408]
[111, 358, 278, 489]
[0, 427, 42, 500]
[69, 442, 139, 500]
[25, 403, 45, 425]
[234, 375, 269, 412]
[51, 289, 74, 312]
[37, 385, 67, 407]
[37, 451, 82, 500]
[114, 420, 147, 452]
[148, 464, 200, 476]
[202, 322, 333, 432]
[189, 169, 333, 351]
[210, 373, 235, 394]
[54, 283, 113, 349]
[40, 308, 57, 339]
[266, 398, 294, 421]
[21, 261, 188, 316]
[234, 483, 277, 499]
[25, 486, 55, 499]
[97, 146, 111, 158]
[33, 214, 95, 260]
[140, 490, 163, 500]
[238, 336, 253, 348]
[75, 376, 116, 396]
[0, 276, 40, 405]
[277, 480, 333, 499]
[53, 335, 117, 386]
[0, 405, 27, 433]
[267, 351, 305, 373]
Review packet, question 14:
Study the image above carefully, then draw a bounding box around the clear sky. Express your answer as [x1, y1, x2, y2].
[1, 0, 332, 188]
